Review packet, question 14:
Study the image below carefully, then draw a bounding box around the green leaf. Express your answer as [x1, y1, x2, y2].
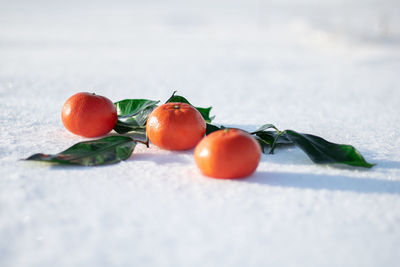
[114, 99, 159, 134]
[251, 124, 280, 134]
[283, 130, 375, 168]
[206, 123, 221, 135]
[254, 131, 292, 145]
[195, 107, 215, 123]
[115, 99, 159, 118]
[249, 124, 374, 168]
[252, 131, 292, 153]
[250, 124, 293, 153]
[25, 136, 136, 166]
[165, 91, 215, 123]
[254, 136, 269, 153]
[113, 122, 146, 136]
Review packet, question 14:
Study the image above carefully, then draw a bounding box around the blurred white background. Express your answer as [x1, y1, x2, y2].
[1, 1, 400, 267]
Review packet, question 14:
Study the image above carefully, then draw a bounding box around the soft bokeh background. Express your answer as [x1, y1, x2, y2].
[1, 1, 400, 266]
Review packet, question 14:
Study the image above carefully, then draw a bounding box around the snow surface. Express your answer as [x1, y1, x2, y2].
[1, 0, 400, 266]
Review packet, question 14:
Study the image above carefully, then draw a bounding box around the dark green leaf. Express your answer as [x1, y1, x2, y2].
[269, 131, 286, 154]
[114, 99, 159, 134]
[251, 124, 280, 134]
[253, 131, 292, 146]
[252, 131, 293, 153]
[283, 130, 375, 168]
[115, 99, 159, 118]
[254, 136, 268, 153]
[165, 91, 215, 123]
[206, 123, 221, 135]
[25, 136, 136, 166]
[195, 107, 215, 123]
[165, 92, 190, 105]
[250, 124, 293, 154]
[113, 122, 146, 135]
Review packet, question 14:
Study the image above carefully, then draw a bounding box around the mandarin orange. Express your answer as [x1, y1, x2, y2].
[146, 102, 206, 150]
[61, 92, 117, 137]
[194, 128, 261, 178]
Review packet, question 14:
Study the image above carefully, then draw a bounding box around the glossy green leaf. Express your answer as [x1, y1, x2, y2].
[114, 99, 159, 134]
[113, 122, 146, 136]
[25, 136, 136, 166]
[115, 99, 159, 118]
[165, 91, 215, 123]
[283, 130, 375, 168]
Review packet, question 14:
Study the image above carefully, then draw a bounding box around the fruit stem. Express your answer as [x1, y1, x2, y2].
[134, 139, 149, 148]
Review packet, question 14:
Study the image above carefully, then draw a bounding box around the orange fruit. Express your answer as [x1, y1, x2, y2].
[146, 102, 206, 150]
[61, 92, 117, 137]
[194, 128, 261, 179]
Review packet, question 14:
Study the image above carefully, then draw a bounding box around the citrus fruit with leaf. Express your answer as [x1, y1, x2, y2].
[146, 102, 206, 150]
[194, 128, 261, 178]
[61, 92, 117, 137]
